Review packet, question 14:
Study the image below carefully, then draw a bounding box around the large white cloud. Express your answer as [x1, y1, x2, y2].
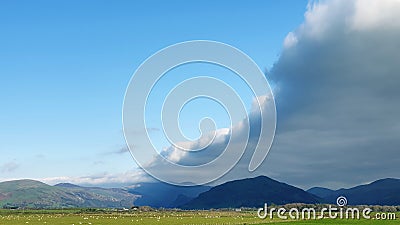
[137, 92, 275, 185]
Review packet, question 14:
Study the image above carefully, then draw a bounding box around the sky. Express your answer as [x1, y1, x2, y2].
[1, 0, 399, 189]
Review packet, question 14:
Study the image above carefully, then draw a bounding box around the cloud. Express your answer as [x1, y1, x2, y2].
[123, 127, 161, 136]
[112, 147, 130, 155]
[146, 127, 161, 133]
[103, 146, 130, 155]
[283, 32, 298, 49]
[158, 127, 230, 165]
[40, 170, 152, 187]
[350, 0, 400, 30]
[124, 0, 400, 189]
[262, 0, 400, 189]
[93, 161, 105, 165]
[138, 93, 275, 185]
[1, 161, 19, 173]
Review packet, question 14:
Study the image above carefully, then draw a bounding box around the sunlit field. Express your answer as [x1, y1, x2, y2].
[0, 209, 398, 225]
[1, 209, 263, 225]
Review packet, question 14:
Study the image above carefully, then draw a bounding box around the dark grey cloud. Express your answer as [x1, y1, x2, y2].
[261, 0, 400, 189]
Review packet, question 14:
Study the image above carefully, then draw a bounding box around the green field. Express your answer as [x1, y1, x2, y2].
[0, 210, 397, 225]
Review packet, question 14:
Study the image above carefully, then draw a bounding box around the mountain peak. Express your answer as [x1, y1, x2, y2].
[182, 175, 320, 209]
[54, 183, 82, 188]
[370, 178, 399, 185]
[0, 179, 49, 190]
[307, 187, 334, 198]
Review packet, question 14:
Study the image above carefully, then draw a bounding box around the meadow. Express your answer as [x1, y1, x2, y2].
[0, 209, 398, 225]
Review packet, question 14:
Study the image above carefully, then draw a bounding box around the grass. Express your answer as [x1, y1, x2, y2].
[0, 209, 397, 225]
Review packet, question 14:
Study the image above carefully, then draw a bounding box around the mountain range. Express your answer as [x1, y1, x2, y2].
[1, 176, 399, 209]
[307, 178, 400, 206]
[0, 179, 137, 209]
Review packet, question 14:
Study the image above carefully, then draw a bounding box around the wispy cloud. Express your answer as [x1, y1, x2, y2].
[102, 146, 130, 156]
[112, 147, 130, 155]
[146, 127, 160, 133]
[93, 161, 105, 165]
[40, 170, 153, 187]
[122, 127, 161, 136]
[1, 161, 19, 173]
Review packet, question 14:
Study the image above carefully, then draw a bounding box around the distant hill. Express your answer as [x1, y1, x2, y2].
[0, 179, 138, 209]
[170, 194, 193, 207]
[307, 187, 335, 198]
[55, 183, 82, 188]
[182, 176, 321, 209]
[319, 178, 400, 205]
[127, 182, 209, 208]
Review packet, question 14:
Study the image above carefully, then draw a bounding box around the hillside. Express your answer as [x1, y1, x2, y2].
[307, 187, 335, 198]
[182, 176, 321, 209]
[0, 179, 137, 209]
[321, 178, 400, 205]
[128, 182, 209, 208]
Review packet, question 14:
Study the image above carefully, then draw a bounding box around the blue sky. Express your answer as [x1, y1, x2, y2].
[0, 1, 308, 182]
[3, 0, 398, 189]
